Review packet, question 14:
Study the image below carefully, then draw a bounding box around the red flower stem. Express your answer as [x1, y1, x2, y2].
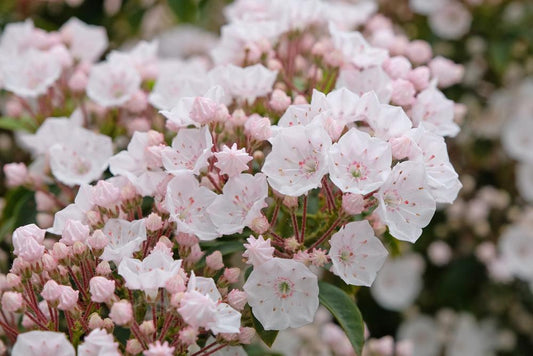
[191, 341, 218, 356]
[290, 209, 300, 242]
[307, 215, 344, 251]
[202, 344, 228, 356]
[301, 194, 308, 242]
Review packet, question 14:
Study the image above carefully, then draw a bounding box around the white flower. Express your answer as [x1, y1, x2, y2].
[336, 66, 392, 104]
[60, 18, 108, 63]
[1, 48, 61, 98]
[328, 220, 388, 287]
[376, 161, 436, 243]
[501, 116, 533, 164]
[118, 244, 182, 298]
[12, 331, 75, 356]
[447, 314, 497, 356]
[262, 124, 331, 196]
[499, 224, 533, 280]
[209, 63, 277, 104]
[165, 172, 219, 241]
[364, 96, 413, 140]
[406, 127, 462, 204]
[87, 53, 141, 107]
[243, 258, 319, 330]
[161, 127, 213, 175]
[428, 1, 472, 40]
[207, 173, 268, 235]
[411, 87, 459, 137]
[328, 128, 391, 194]
[49, 184, 94, 234]
[48, 126, 113, 186]
[397, 315, 441, 356]
[100, 219, 147, 264]
[214, 144, 253, 177]
[370, 254, 424, 311]
[109, 131, 167, 196]
[77, 328, 120, 356]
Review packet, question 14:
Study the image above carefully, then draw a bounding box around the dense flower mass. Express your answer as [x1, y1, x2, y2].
[0, 0, 485, 354]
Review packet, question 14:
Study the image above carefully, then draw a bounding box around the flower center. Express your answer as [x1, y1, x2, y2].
[274, 277, 295, 299]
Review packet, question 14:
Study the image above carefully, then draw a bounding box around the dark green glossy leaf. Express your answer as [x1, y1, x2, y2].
[0, 116, 37, 132]
[318, 281, 364, 355]
[252, 314, 278, 348]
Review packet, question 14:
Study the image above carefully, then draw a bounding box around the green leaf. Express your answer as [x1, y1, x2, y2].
[196, 239, 245, 268]
[244, 344, 283, 356]
[168, 0, 198, 23]
[0, 116, 37, 132]
[0, 187, 36, 241]
[318, 281, 365, 355]
[252, 314, 278, 348]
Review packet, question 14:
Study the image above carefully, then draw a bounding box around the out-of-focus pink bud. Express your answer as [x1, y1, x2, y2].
[227, 289, 247, 311]
[428, 241, 452, 266]
[238, 327, 255, 344]
[429, 56, 464, 88]
[140, 320, 155, 335]
[88, 313, 104, 330]
[5, 98, 23, 117]
[61, 219, 90, 245]
[125, 90, 148, 113]
[92, 180, 121, 208]
[109, 300, 133, 326]
[41, 280, 62, 302]
[342, 193, 365, 215]
[269, 89, 291, 112]
[96, 261, 112, 276]
[178, 326, 198, 346]
[206, 251, 224, 271]
[126, 339, 143, 355]
[90, 276, 115, 303]
[3, 163, 28, 187]
[405, 40, 433, 64]
[68, 70, 88, 93]
[88, 230, 109, 251]
[390, 79, 416, 106]
[41, 254, 58, 272]
[145, 213, 163, 232]
[51, 242, 69, 260]
[244, 114, 271, 141]
[223, 267, 240, 284]
[2, 291, 23, 312]
[407, 66, 430, 91]
[383, 56, 412, 80]
[250, 215, 269, 234]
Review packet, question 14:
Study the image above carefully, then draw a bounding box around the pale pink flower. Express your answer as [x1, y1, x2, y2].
[328, 128, 391, 194]
[144, 341, 175, 356]
[429, 1, 472, 40]
[336, 66, 392, 104]
[371, 254, 425, 311]
[161, 127, 213, 175]
[209, 63, 277, 104]
[1, 48, 61, 98]
[376, 161, 436, 243]
[60, 18, 108, 63]
[100, 219, 147, 264]
[207, 173, 268, 235]
[242, 235, 275, 267]
[329, 220, 388, 286]
[89, 277, 116, 303]
[262, 124, 331, 196]
[77, 328, 120, 356]
[109, 300, 133, 326]
[165, 173, 219, 241]
[243, 258, 319, 330]
[411, 87, 459, 137]
[87, 53, 141, 107]
[244, 114, 272, 141]
[329, 24, 388, 68]
[502, 116, 533, 164]
[361, 93, 412, 140]
[118, 244, 182, 298]
[214, 144, 253, 177]
[49, 184, 94, 235]
[12, 331, 75, 356]
[92, 180, 121, 208]
[499, 225, 533, 280]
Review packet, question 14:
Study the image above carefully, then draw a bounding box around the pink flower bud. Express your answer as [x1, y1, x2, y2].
[250, 215, 269, 234]
[283, 196, 299, 209]
[238, 327, 256, 344]
[35, 191, 56, 212]
[185, 244, 204, 264]
[175, 233, 198, 247]
[428, 241, 452, 266]
[396, 340, 413, 356]
[389, 35, 409, 56]
[190, 96, 218, 124]
[109, 300, 133, 326]
[5, 98, 23, 117]
[178, 326, 198, 346]
[206, 251, 224, 271]
[267, 59, 283, 71]
[41, 254, 58, 272]
[51, 242, 69, 260]
[293, 95, 308, 105]
[383, 56, 412, 80]
[92, 180, 121, 208]
[96, 261, 112, 276]
[3, 163, 28, 187]
[140, 320, 155, 335]
[342, 193, 365, 215]
[125, 90, 148, 113]
[126, 339, 143, 355]
[88, 313, 104, 330]
[227, 289, 247, 311]
[269, 89, 291, 112]
[5, 273, 21, 289]
[146, 213, 163, 232]
[90, 276, 115, 303]
[165, 274, 187, 294]
[61, 219, 90, 245]
[88, 230, 109, 250]
[13, 224, 46, 262]
[390, 79, 416, 106]
[37, 213, 54, 228]
[58, 285, 79, 310]
[2, 291, 23, 312]
[68, 70, 88, 93]
[390, 135, 415, 160]
[223, 268, 240, 284]
[406, 66, 430, 91]
[86, 210, 102, 226]
[229, 109, 248, 127]
[120, 184, 137, 201]
[147, 130, 165, 146]
[405, 40, 433, 64]
[475, 242, 496, 263]
[41, 280, 62, 302]
[72, 241, 88, 256]
[429, 56, 464, 88]
[127, 117, 151, 135]
[244, 114, 271, 141]
[102, 318, 114, 332]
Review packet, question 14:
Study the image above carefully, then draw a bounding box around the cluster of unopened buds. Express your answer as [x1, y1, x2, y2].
[0, 0, 465, 354]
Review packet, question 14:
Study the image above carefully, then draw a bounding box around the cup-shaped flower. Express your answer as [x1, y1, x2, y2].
[12, 331, 75, 356]
[100, 219, 147, 264]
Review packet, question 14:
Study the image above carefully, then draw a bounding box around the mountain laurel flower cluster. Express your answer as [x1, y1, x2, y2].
[0, 0, 464, 354]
